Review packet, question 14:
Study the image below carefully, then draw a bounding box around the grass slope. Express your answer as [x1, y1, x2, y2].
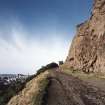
[7, 71, 50, 105]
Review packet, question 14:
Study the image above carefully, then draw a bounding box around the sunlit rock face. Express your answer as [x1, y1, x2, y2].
[65, 0, 105, 73]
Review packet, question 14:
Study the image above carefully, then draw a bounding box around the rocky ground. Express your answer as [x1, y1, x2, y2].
[44, 70, 105, 105]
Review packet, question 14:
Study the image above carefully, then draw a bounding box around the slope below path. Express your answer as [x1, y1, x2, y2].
[45, 70, 105, 105]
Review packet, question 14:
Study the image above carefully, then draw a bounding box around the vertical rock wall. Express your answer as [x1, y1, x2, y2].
[65, 0, 105, 73]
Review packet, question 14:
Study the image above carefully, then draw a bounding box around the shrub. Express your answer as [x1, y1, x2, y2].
[36, 62, 59, 76]
[59, 61, 64, 65]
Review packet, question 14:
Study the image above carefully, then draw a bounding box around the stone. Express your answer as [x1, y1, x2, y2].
[65, 0, 105, 73]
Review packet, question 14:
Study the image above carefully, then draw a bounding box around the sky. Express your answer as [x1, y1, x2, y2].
[0, 0, 93, 74]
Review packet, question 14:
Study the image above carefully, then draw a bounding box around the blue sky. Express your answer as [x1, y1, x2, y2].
[0, 0, 93, 74]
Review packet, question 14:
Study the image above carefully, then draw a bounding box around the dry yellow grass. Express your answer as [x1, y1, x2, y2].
[7, 71, 50, 105]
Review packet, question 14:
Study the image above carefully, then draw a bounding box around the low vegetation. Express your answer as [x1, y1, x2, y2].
[0, 80, 26, 105]
[0, 62, 58, 105]
[60, 64, 105, 79]
[7, 71, 51, 105]
[0, 74, 37, 105]
[59, 61, 64, 65]
[36, 62, 58, 76]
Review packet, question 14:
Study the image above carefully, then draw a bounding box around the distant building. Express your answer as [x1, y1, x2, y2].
[0, 74, 28, 85]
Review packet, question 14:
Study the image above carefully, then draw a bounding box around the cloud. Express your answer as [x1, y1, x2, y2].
[0, 21, 70, 74]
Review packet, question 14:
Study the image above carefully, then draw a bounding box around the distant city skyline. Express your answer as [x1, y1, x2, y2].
[0, 0, 93, 74]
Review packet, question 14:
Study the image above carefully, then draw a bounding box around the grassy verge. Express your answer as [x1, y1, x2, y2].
[32, 73, 50, 105]
[60, 66, 105, 80]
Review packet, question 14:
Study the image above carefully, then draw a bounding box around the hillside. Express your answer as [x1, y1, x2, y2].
[7, 69, 105, 105]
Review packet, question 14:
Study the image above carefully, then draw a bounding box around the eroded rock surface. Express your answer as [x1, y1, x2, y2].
[65, 0, 105, 73]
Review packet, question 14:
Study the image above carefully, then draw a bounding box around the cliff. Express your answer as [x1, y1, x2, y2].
[65, 0, 105, 73]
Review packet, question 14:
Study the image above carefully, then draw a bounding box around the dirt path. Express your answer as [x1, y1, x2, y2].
[45, 70, 105, 105]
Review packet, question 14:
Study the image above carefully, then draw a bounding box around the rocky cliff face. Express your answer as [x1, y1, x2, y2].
[65, 0, 105, 73]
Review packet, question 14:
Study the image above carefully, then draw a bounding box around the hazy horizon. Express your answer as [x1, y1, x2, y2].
[0, 0, 93, 74]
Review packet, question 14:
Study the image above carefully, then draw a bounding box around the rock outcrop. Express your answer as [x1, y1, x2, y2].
[65, 0, 105, 73]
